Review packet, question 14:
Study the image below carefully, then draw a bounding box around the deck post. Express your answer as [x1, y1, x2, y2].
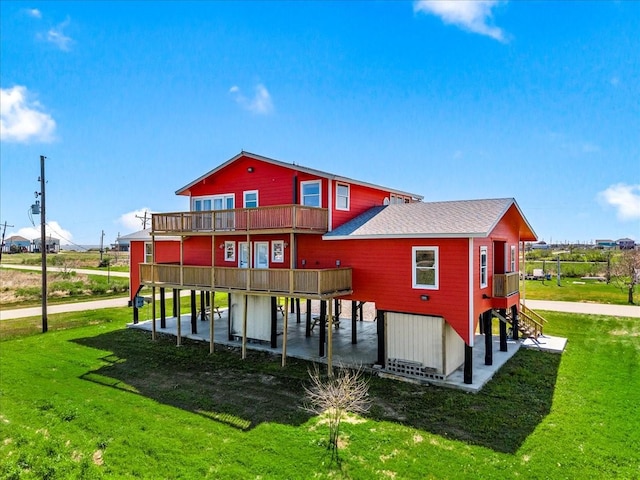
[319, 300, 327, 357]
[305, 299, 312, 337]
[499, 308, 508, 352]
[228, 293, 233, 341]
[464, 344, 473, 384]
[190, 290, 197, 334]
[242, 294, 248, 359]
[282, 298, 289, 367]
[172, 289, 178, 317]
[484, 311, 493, 365]
[295, 298, 301, 324]
[351, 300, 357, 344]
[327, 299, 333, 377]
[271, 297, 278, 348]
[176, 293, 182, 347]
[209, 295, 215, 354]
[511, 305, 519, 340]
[376, 309, 385, 366]
[133, 305, 139, 324]
[160, 288, 166, 328]
[151, 287, 156, 341]
[200, 292, 206, 321]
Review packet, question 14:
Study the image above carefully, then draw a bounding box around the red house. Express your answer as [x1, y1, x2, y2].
[129, 151, 539, 385]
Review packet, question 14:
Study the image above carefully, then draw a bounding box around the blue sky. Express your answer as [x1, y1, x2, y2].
[1, 1, 639, 247]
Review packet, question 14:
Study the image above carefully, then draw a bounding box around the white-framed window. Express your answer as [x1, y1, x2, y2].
[480, 246, 488, 288]
[243, 190, 258, 208]
[192, 197, 212, 211]
[144, 242, 153, 264]
[510, 245, 516, 272]
[225, 241, 235, 262]
[336, 183, 349, 210]
[272, 240, 285, 263]
[301, 180, 321, 207]
[412, 246, 438, 289]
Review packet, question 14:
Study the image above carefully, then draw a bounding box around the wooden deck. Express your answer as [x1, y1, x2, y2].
[492, 272, 519, 298]
[140, 263, 352, 299]
[152, 205, 328, 235]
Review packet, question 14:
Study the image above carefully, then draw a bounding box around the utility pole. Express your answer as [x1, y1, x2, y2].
[135, 210, 150, 229]
[0, 220, 14, 262]
[100, 229, 105, 262]
[39, 155, 48, 333]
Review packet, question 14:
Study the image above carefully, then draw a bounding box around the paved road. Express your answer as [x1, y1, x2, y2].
[0, 264, 129, 278]
[2, 295, 638, 321]
[525, 299, 640, 318]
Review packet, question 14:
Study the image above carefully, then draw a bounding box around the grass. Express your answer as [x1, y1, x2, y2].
[1, 308, 638, 478]
[522, 278, 636, 305]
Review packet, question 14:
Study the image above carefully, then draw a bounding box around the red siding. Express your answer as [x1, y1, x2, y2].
[331, 181, 394, 229]
[296, 235, 471, 342]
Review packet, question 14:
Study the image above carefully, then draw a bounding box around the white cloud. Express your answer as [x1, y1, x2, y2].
[44, 17, 73, 51]
[14, 221, 74, 245]
[229, 83, 274, 115]
[598, 184, 640, 221]
[0, 86, 56, 143]
[26, 8, 42, 18]
[118, 208, 154, 232]
[414, 0, 507, 42]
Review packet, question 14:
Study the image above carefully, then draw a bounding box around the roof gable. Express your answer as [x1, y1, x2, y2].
[325, 198, 536, 240]
[175, 151, 422, 200]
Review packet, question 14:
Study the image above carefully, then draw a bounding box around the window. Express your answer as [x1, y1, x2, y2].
[192, 197, 212, 211]
[243, 190, 258, 208]
[225, 241, 235, 262]
[412, 247, 438, 289]
[272, 240, 284, 263]
[301, 180, 321, 207]
[144, 242, 153, 264]
[480, 246, 488, 288]
[510, 245, 516, 272]
[336, 184, 349, 210]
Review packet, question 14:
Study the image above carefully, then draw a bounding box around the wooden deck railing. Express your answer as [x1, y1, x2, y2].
[152, 205, 328, 234]
[493, 272, 519, 298]
[140, 263, 352, 298]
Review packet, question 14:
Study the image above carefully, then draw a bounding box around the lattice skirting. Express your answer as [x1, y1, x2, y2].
[386, 358, 445, 380]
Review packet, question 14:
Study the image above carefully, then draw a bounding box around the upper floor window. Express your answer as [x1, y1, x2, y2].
[144, 242, 153, 264]
[336, 184, 349, 210]
[225, 241, 236, 262]
[510, 245, 516, 272]
[244, 190, 258, 208]
[480, 246, 488, 288]
[301, 180, 321, 207]
[412, 246, 438, 289]
[192, 198, 212, 211]
[272, 240, 285, 263]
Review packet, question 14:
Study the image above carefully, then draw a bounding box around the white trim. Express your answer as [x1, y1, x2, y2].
[300, 179, 322, 208]
[480, 246, 488, 289]
[335, 183, 350, 211]
[243, 190, 259, 208]
[328, 179, 332, 232]
[468, 238, 474, 347]
[323, 232, 490, 240]
[412, 246, 439, 290]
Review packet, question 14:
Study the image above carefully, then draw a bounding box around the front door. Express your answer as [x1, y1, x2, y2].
[239, 242, 249, 269]
[254, 242, 269, 269]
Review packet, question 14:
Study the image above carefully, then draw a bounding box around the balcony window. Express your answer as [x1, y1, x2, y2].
[480, 246, 488, 288]
[272, 240, 284, 263]
[244, 190, 258, 208]
[412, 246, 438, 289]
[225, 241, 235, 262]
[336, 183, 349, 210]
[144, 242, 153, 263]
[510, 245, 516, 272]
[301, 180, 321, 207]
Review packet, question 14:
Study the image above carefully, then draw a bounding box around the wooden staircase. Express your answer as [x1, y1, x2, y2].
[492, 303, 547, 341]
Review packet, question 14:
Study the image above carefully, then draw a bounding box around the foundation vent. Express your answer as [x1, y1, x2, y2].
[386, 358, 445, 381]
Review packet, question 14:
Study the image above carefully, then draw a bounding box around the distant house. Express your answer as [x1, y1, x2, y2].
[32, 237, 60, 254]
[2, 235, 31, 253]
[530, 241, 550, 250]
[617, 238, 636, 250]
[596, 239, 616, 249]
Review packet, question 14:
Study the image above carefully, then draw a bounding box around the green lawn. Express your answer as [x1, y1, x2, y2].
[522, 278, 636, 305]
[1, 308, 638, 479]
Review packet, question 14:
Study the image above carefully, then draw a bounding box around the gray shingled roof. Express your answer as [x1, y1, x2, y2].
[324, 198, 527, 239]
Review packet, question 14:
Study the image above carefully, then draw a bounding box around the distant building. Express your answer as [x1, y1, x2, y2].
[595, 239, 616, 249]
[32, 237, 60, 254]
[530, 241, 550, 250]
[2, 235, 31, 253]
[617, 238, 636, 250]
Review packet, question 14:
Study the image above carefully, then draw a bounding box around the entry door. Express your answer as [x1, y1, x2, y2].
[254, 242, 269, 269]
[239, 242, 249, 268]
